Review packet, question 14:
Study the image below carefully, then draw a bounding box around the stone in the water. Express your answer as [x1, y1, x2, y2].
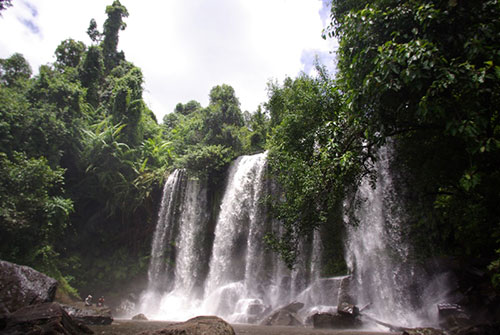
[260, 309, 302, 326]
[241, 300, 270, 324]
[311, 312, 363, 329]
[281, 301, 304, 313]
[62, 304, 113, 325]
[1, 302, 93, 334]
[402, 327, 445, 335]
[0, 260, 58, 313]
[259, 302, 304, 326]
[337, 302, 359, 317]
[132, 313, 148, 320]
[137, 315, 235, 335]
[437, 303, 470, 329]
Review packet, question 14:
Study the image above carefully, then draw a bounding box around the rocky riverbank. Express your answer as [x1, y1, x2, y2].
[1, 259, 499, 335]
[89, 319, 398, 335]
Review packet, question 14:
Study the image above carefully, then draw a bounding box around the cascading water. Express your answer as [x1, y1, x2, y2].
[134, 148, 452, 328]
[345, 144, 451, 328]
[138, 152, 343, 323]
[147, 169, 186, 293]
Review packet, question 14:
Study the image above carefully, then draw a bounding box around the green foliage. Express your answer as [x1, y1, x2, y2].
[0, 1, 171, 298]
[325, 0, 500, 279]
[178, 144, 233, 178]
[240, 105, 269, 153]
[265, 68, 357, 269]
[489, 249, 500, 289]
[87, 19, 102, 44]
[102, 0, 129, 71]
[55, 39, 86, 69]
[0, 53, 32, 88]
[0, 152, 73, 271]
[162, 84, 264, 185]
[79, 118, 170, 217]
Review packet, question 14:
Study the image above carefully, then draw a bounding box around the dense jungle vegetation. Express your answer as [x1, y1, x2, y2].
[1, 0, 499, 301]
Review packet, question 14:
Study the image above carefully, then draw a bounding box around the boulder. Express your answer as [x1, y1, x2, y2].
[260, 309, 302, 326]
[259, 301, 304, 326]
[311, 312, 363, 329]
[281, 301, 304, 313]
[437, 303, 471, 329]
[0, 260, 58, 313]
[132, 313, 148, 320]
[402, 328, 445, 335]
[137, 315, 235, 335]
[234, 300, 270, 324]
[337, 275, 354, 306]
[1, 302, 93, 334]
[62, 304, 113, 325]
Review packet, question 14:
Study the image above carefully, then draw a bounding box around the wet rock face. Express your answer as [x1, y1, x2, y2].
[61, 304, 113, 325]
[0, 260, 58, 313]
[437, 303, 471, 329]
[137, 315, 235, 335]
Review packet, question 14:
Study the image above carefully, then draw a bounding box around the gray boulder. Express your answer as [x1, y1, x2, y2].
[311, 312, 363, 329]
[137, 315, 235, 335]
[259, 301, 304, 326]
[1, 302, 93, 334]
[61, 304, 113, 325]
[437, 303, 471, 329]
[132, 313, 148, 320]
[402, 328, 446, 335]
[0, 260, 58, 314]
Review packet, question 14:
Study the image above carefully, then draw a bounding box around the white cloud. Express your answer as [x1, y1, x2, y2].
[0, 0, 337, 121]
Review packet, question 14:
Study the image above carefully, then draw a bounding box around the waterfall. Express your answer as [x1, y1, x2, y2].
[147, 169, 185, 293]
[136, 147, 454, 327]
[204, 153, 268, 296]
[345, 144, 450, 328]
[138, 152, 338, 323]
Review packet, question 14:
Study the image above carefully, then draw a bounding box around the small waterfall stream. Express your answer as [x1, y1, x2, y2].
[345, 145, 451, 328]
[147, 169, 185, 293]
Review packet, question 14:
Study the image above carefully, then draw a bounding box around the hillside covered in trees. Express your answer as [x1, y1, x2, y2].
[1, 0, 499, 307]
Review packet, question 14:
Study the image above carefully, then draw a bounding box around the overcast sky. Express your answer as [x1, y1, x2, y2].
[0, 0, 337, 121]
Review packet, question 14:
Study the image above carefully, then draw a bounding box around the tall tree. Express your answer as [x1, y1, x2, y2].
[102, 0, 128, 71]
[55, 39, 86, 69]
[0, 53, 32, 88]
